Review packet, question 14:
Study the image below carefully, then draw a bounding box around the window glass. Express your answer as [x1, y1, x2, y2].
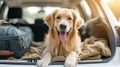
[23, 7, 60, 24]
[105, 0, 120, 22]
[0, 0, 3, 10]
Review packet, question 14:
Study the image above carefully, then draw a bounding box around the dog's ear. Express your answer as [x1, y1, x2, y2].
[44, 9, 58, 28]
[72, 10, 84, 30]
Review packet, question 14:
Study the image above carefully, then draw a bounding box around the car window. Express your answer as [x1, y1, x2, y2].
[0, 0, 4, 10]
[105, 0, 120, 22]
[23, 7, 60, 24]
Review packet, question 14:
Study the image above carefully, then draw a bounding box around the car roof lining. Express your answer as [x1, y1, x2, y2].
[4, 0, 81, 8]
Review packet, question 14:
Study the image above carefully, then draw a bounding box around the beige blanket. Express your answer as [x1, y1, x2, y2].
[8, 36, 111, 62]
[79, 36, 111, 60]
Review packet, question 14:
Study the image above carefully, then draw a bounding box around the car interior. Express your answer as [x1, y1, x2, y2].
[0, 0, 118, 65]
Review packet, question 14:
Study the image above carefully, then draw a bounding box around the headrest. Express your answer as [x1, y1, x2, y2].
[7, 7, 22, 19]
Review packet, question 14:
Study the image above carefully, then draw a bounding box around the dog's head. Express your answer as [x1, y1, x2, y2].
[45, 8, 84, 42]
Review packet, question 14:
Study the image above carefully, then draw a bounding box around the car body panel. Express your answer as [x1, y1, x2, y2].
[0, 47, 120, 67]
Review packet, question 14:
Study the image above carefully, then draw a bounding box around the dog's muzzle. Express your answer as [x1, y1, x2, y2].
[57, 24, 67, 42]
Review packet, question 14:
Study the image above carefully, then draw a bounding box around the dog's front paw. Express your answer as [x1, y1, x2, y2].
[64, 52, 78, 67]
[64, 58, 76, 67]
[37, 60, 49, 67]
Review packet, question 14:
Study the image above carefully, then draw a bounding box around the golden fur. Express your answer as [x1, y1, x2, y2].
[37, 8, 84, 67]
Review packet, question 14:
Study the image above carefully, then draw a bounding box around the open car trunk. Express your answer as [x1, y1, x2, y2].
[0, 0, 118, 65]
[0, 15, 117, 65]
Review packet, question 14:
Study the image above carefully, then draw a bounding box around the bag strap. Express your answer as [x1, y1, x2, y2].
[8, 19, 20, 28]
[0, 51, 14, 56]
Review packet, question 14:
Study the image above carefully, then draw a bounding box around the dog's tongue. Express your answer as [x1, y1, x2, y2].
[59, 31, 66, 42]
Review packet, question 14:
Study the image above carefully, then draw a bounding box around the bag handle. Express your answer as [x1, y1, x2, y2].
[0, 20, 10, 25]
[0, 20, 20, 28]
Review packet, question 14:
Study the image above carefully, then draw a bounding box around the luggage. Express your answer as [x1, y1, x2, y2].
[0, 25, 32, 59]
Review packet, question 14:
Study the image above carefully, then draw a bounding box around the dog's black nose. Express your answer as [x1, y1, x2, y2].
[60, 24, 66, 29]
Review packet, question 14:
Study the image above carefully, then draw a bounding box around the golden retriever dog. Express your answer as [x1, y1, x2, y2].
[37, 8, 84, 67]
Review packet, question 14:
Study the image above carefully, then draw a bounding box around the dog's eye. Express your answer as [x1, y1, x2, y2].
[56, 16, 61, 19]
[67, 16, 72, 20]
